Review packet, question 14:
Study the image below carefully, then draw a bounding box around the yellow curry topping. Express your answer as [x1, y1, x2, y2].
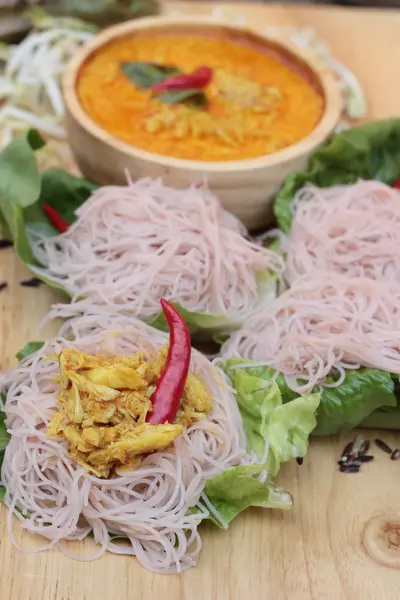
[77, 34, 324, 162]
[46, 348, 212, 478]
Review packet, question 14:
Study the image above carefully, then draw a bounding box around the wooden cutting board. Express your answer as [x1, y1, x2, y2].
[2, 3, 400, 599]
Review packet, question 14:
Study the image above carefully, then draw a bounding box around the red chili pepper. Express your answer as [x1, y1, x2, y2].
[146, 299, 191, 425]
[393, 180, 400, 190]
[151, 66, 213, 92]
[42, 204, 70, 233]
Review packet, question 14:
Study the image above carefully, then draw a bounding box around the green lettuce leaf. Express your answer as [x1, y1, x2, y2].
[0, 130, 46, 264]
[266, 393, 320, 475]
[0, 409, 9, 454]
[41, 0, 160, 27]
[360, 375, 400, 430]
[148, 302, 236, 339]
[225, 360, 397, 436]
[25, 6, 99, 33]
[149, 270, 277, 340]
[16, 341, 45, 362]
[225, 361, 298, 405]
[312, 368, 396, 435]
[39, 168, 97, 224]
[264, 237, 282, 255]
[265, 483, 294, 510]
[202, 465, 292, 528]
[0, 407, 10, 503]
[274, 118, 400, 232]
[194, 360, 318, 527]
[223, 359, 320, 476]
[361, 406, 400, 430]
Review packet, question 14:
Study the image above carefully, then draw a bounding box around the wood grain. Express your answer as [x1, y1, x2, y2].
[2, 3, 400, 599]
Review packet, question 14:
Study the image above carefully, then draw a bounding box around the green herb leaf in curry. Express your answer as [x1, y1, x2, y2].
[121, 61, 208, 107]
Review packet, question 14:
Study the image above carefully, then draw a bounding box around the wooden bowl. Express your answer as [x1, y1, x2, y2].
[63, 16, 342, 230]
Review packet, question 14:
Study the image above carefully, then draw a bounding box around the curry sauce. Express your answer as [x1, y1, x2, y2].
[77, 33, 324, 162]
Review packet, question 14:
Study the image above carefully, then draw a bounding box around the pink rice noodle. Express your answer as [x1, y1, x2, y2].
[29, 177, 282, 325]
[0, 313, 263, 574]
[284, 180, 400, 284]
[222, 273, 400, 393]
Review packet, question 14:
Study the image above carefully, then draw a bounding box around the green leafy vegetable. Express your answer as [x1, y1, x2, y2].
[0, 130, 45, 264]
[266, 393, 320, 474]
[225, 360, 398, 437]
[25, 6, 99, 33]
[264, 237, 282, 255]
[39, 168, 97, 224]
[40, 0, 159, 27]
[202, 465, 292, 527]
[0, 130, 97, 293]
[157, 89, 207, 108]
[191, 360, 318, 526]
[313, 368, 396, 435]
[223, 359, 320, 476]
[0, 130, 62, 259]
[148, 302, 236, 339]
[225, 361, 298, 405]
[121, 61, 207, 107]
[16, 341, 45, 362]
[0, 407, 10, 503]
[0, 409, 9, 453]
[265, 483, 294, 510]
[149, 271, 277, 340]
[22, 204, 58, 238]
[274, 118, 400, 232]
[121, 62, 179, 89]
[360, 376, 400, 430]
[361, 406, 400, 430]
[0, 210, 11, 240]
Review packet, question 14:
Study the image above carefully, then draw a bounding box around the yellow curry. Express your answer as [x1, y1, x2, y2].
[77, 34, 324, 162]
[47, 348, 212, 478]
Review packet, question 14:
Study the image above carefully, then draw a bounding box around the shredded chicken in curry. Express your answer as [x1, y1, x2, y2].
[46, 347, 212, 478]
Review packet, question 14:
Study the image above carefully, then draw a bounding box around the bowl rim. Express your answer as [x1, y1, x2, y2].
[63, 15, 343, 173]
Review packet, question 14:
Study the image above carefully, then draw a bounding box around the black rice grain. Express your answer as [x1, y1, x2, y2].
[20, 277, 43, 288]
[340, 463, 360, 473]
[341, 442, 354, 458]
[391, 449, 400, 461]
[359, 440, 371, 456]
[375, 438, 393, 455]
[358, 455, 374, 463]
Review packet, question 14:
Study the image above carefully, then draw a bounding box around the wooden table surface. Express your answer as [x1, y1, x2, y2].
[2, 3, 400, 599]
